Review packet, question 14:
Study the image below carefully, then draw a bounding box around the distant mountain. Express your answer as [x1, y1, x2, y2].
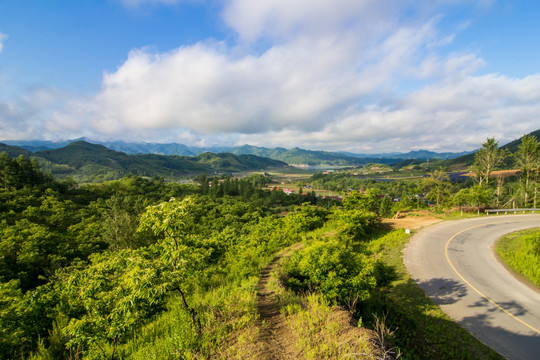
[5, 130, 539, 168]
[228, 144, 288, 159]
[341, 149, 473, 160]
[2, 139, 75, 152]
[0, 143, 33, 157]
[32, 141, 288, 181]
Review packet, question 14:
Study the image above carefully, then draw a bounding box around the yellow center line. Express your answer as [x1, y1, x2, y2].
[444, 221, 540, 335]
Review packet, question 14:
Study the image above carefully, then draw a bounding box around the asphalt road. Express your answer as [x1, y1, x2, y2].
[404, 214, 540, 360]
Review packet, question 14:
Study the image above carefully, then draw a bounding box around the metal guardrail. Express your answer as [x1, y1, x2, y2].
[486, 208, 540, 215]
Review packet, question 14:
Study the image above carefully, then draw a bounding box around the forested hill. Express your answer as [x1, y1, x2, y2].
[0, 143, 32, 157]
[1, 140, 288, 182]
[443, 129, 540, 169]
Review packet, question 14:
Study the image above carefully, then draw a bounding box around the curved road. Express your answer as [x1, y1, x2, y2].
[405, 214, 540, 360]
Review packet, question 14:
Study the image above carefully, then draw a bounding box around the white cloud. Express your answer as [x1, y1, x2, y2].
[82, 2, 455, 137]
[41, 0, 540, 152]
[222, 0, 399, 42]
[0, 88, 69, 140]
[0, 32, 8, 54]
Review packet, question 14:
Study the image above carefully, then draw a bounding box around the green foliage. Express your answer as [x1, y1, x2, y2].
[56, 250, 169, 359]
[280, 239, 378, 311]
[283, 203, 328, 233]
[335, 209, 378, 247]
[422, 168, 451, 208]
[514, 134, 540, 208]
[342, 191, 377, 212]
[469, 137, 508, 186]
[496, 228, 540, 287]
[379, 194, 394, 218]
[0, 153, 50, 190]
[101, 195, 154, 250]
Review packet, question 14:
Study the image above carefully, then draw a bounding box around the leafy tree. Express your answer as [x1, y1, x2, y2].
[0, 153, 49, 190]
[0, 280, 58, 359]
[101, 195, 153, 250]
[335, 209, 378, 247]
[284, 203, 328, 233]
[138, 197, 214, 334]
[379, 195, 393, 218]
[342, 191, 377, 212]
[56, 250, 169, 359]
[422, 169, 450, 208]
[453, 188, 470, 215]
[469, 138, 508, 186]
[515, 134, 540, 207]
[281, 239, 377, 312]
[469, 185, 491, 215]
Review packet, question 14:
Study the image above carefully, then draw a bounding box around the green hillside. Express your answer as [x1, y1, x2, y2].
[0, 143, 32, 157]
[33, 141, 287, 182]
[443, 129, 540, 170]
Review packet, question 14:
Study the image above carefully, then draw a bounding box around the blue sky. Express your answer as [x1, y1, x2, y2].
[1, 0, 539, 153]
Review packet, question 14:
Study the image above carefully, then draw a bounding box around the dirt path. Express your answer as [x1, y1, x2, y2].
[255, 244, 303, 359]
[382, 211, 441, 230]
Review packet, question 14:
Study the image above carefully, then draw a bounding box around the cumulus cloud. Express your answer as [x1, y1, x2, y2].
[0, 88, 71, 140]
[48, 0, 540, 152]
[0, 32, 8, 54]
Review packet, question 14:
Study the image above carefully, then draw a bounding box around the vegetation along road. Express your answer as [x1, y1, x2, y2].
[405, 214, 540, 360]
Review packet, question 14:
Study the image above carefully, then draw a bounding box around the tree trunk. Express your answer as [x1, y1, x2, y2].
[176, 287, 202, 335]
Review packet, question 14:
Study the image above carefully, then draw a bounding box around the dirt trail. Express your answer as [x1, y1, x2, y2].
[255, 244, 303, 360]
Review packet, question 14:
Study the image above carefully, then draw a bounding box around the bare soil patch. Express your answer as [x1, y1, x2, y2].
[382, 210, 441, 230]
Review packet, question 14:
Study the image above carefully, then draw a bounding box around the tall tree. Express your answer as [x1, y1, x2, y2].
[515, 134, 540, 207]
[469, 185, 491, 215]
[469, 138, 508, 186]
[422, 169, 450, 208]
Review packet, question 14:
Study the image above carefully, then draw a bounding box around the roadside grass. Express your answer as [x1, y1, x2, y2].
[439, 210, 485, 220]
[269, 265, 383, 359]
[495, 227, 540, 288]
[367, 229, 503, 360]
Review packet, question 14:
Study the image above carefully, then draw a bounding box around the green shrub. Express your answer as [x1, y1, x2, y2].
[279, 239, 377, 312]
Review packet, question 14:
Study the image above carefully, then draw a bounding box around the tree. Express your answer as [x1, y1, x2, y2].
[284, 203, 328, 233]
[101, 195, 152, 250]
[281, 239, 378, 311]
[0, 153, 48, 190]
[453, 188, 470, 215]
[469, 138, 508, 186]
[379, 195, 393, 218]
[469, 185, 491, 215]
[57, 250, 169, 359]
[336, 209, 378, 247]
[342, 191, 377, 212]
[422, 169, 450, 209]
[138, 197, 212, 334]
[515, 134, 540, 207]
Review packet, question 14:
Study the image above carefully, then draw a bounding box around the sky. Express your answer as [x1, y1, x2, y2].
[0, 0, 539, 153]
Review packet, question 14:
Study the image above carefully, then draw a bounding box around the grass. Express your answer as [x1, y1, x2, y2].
[269, 267, 382, 359]
[366, 229, 503, 360]
[495, 227, 540, 288]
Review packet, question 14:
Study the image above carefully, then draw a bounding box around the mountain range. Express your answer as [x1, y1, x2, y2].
[3, 139, 473, 166]
[0, 141, 288, 182]
[2, 129, 539, 182]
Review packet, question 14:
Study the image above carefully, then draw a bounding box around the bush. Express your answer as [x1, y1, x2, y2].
[279, 239, 377, 312]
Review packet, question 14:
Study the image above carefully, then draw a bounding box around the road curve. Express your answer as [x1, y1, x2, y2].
[404, 214, 540, 360]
